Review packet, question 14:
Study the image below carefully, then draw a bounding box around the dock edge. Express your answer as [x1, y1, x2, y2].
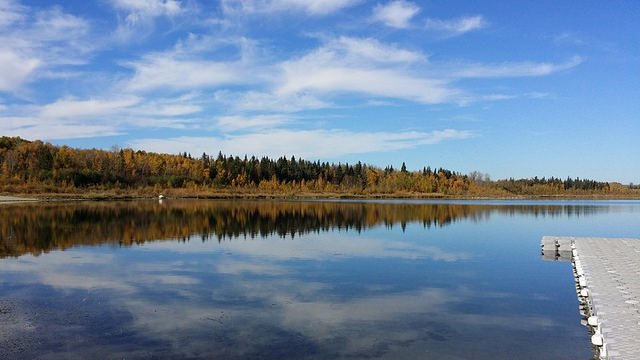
[541, 236, 608, 359]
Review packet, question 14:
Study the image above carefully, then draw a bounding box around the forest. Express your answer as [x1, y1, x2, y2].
[0, 136, 636, 197]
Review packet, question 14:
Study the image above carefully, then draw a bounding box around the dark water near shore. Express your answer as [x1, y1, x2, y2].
[1, 200, 639, 359]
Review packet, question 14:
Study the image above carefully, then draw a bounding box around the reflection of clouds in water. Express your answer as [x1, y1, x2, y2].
[112, 284, 460, 358]
[2, 252, 137, 293]
[117, 277, 558, 359]
[0, 234, 552, 359]
[135, 274, 201, 286]
[214, 259, 287, 276]
[4, 251, 115, 266]
[133, 260, 187, 272]
[143, 231, 470, 262]
[38, 272, 137, 292]
[2, 251, 202, 295]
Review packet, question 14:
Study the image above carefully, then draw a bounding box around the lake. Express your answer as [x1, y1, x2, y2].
[1, 199, 639, 359]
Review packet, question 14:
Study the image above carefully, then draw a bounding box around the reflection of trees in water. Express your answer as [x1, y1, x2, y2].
[0, 200, 610, 258]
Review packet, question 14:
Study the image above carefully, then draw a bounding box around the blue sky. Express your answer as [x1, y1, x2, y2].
[0, 0, 638, 183]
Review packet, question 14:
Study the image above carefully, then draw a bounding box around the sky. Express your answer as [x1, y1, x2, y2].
[0, 0, 638, 183]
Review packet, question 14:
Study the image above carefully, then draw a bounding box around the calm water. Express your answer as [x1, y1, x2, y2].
[1, 200, 639, 359]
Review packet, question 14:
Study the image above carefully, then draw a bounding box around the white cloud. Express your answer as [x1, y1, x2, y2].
[39, 96, 140, 118]
[213, 90, 330, 113]
[0, 8, 587, 144]
[122, 117, 196, 129]
[553, 32, 586, 46]
[122, 35, 256, 92]
[130, 92, 204, 116]
[111, 0, 183, 16]
[526, 92, 550, 99]
[425, 15, 487, 37]
[0, 49, 40, 92]
[371, 0, 420, 29]
[278, 66, 457, 104]
[203, 37, 444, 111]
[0, 0, 24, 28]
[0, 93, 201, 140]
[221, 0, 359, 16]
[452, 56, 583, 78]
[215, 114, 293, 132]
[119, 34, 578, 116]
[329, 36, 425, 64]
[124, 56, 246, 92]
[129, 128, 473, 159]
[481, 94, 517, 101]
[277, 36, 457, 104]
[0, 116, 121, 140]
[111, 0, 185, 41]
[31, 7, 90, 44]
[10, 7, 91, 63]
[0, 2, 92, 92]
[138, 104, 202, 116]
[122, 35, 445, 106]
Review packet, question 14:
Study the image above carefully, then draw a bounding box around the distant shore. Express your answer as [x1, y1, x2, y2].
[2, 191, 639, 202]
[0, 195, 40, 203]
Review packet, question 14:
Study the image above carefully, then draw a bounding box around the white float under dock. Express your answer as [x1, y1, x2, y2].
[542, 236, 640, 359]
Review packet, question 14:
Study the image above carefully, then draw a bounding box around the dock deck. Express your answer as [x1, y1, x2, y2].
[542, 236, 640, 359]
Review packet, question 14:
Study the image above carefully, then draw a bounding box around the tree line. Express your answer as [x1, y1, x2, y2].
[0, 136, 635, 196]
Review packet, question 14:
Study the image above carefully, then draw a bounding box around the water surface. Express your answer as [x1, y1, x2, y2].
[1, 200, 639, 359]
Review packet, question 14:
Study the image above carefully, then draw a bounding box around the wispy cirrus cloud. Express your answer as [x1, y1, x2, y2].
[425, 15, 487, 37]
[0, 0, 25, 28]
[0, 92, 205, 140]
[111, 0, 183, 16]
[0, 116, 122, 140]
[1, 2, 584, 150]
[132, 93, 204, 117]
[213, 90, 330, 113]
[124, 57, 247, 92]
[276, 36, 458, 104]
[110, 0, 186, 41]
[39, 96, 140, 118]
[0, 96, 138, 140]
[0, 50, 40, 92]
[220, 0, 359, 16]
[553, 32, 586, 46]
[215, 114, 293, 132]
[3, 21, 585, 147]
[451, 56, 583, 78]
[129, 129, 474, 159]
[122, 35, 460, 108]
[277, 66, 458, 104]
[326, 36, 425, 64]
[121, 34, 582, 116]
[0, 1, 92, 93]
[371, 0, 420, 29]
[122, 34, 257, 92]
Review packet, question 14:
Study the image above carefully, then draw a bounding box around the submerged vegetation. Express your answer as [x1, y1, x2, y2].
[0, 136, 636, 198]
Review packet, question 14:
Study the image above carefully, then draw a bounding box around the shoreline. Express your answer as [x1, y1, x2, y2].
[0, 195, 40, 204]
[2, 192, 639, 203]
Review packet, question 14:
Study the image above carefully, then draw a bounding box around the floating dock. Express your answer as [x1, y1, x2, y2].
[541, 236, 640, 359]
